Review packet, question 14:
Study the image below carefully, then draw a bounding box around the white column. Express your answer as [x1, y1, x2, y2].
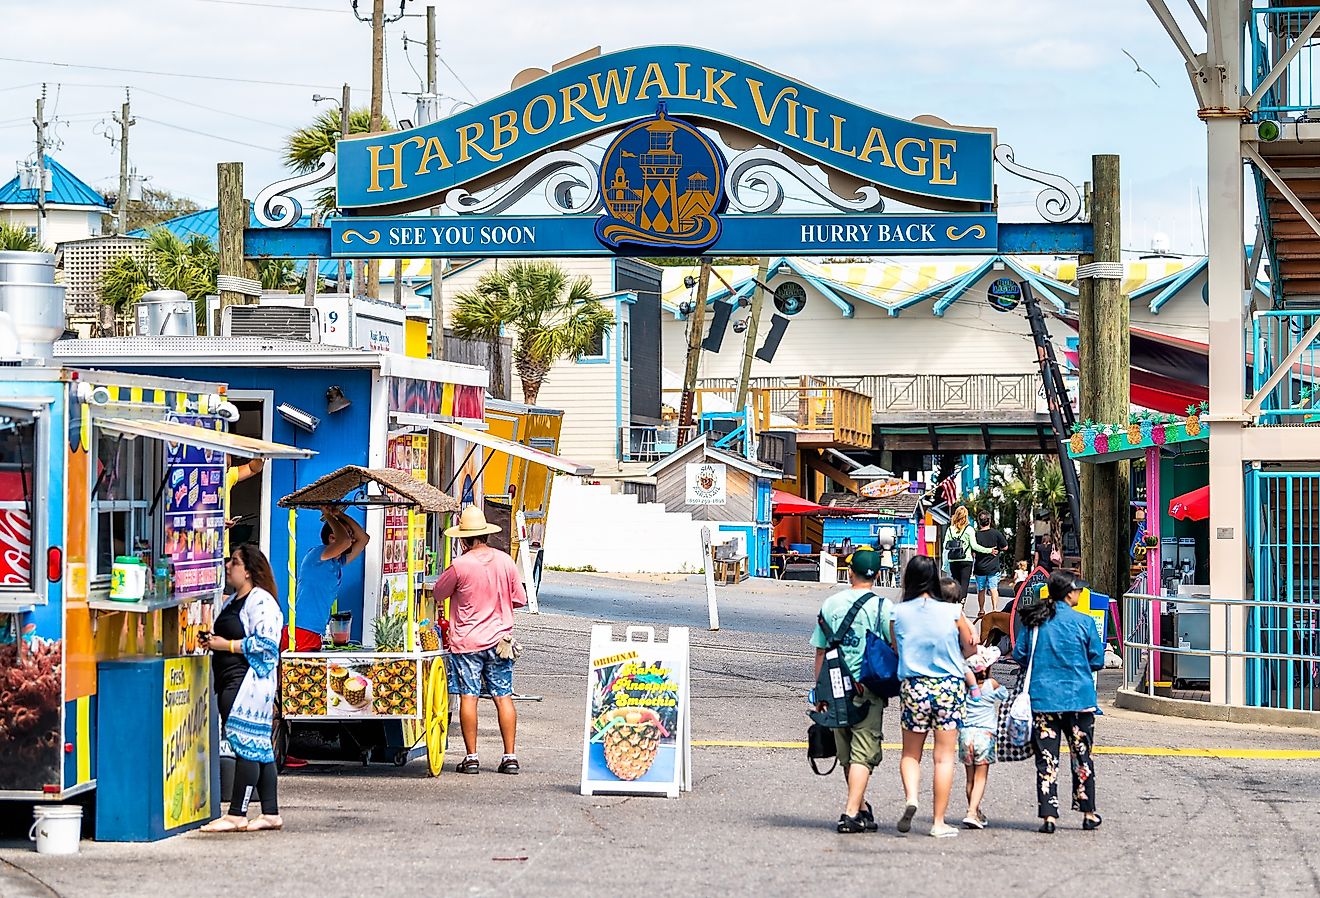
[1205, 0, 1247, 705]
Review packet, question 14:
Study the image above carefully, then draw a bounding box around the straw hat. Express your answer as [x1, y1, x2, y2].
[444, 505, 501, 538]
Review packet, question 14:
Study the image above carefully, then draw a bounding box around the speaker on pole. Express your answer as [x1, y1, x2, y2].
[702, 300, 734, 352]
[754, 314, 790, 362]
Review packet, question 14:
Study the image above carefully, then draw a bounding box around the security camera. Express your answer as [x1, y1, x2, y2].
[78, 383, 110, 406]
[216, 401, 241, 423]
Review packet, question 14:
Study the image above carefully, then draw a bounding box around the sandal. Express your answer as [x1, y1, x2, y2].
[456, 756, 480, 774]
[836, 813, 867, 834]
[246, 815, 283, 831]
[897, 802, 918, 834]
[200, 816, 248, 833]
[497, 757, 520, 775]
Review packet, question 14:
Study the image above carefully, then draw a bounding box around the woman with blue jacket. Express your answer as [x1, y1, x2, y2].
[1012, 569, 1105, 834]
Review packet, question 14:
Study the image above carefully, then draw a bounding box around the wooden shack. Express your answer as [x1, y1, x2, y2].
[648, 434, 779, 576]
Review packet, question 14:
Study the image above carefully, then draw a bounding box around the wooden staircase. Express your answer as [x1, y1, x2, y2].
[1259, 144, 1320, 304]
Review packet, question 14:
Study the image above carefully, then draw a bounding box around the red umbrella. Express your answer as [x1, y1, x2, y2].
[1168, 485, 1210, 522]
[772, 490, 826, 516]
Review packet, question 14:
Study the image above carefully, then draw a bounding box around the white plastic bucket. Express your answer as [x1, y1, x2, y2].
[28, 804, 82, 855]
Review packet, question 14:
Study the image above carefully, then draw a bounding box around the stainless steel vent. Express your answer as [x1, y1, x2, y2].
[222, 305, 321, 342]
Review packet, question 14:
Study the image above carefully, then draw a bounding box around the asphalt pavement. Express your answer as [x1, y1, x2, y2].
[3, 571, 1320, 896]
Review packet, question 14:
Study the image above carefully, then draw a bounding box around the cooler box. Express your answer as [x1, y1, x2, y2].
[96, 656, 221, 841]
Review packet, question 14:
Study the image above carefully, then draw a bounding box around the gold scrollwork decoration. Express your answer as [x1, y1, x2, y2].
[946, 224, 987, 241]
[342, 229, 381, 245]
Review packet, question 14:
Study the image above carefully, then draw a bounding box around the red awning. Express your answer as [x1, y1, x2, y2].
[773, 490, 827, 516]
[1169, 485, 1210, 521]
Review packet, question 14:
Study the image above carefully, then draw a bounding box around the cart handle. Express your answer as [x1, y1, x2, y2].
[624, 626, 655, 643]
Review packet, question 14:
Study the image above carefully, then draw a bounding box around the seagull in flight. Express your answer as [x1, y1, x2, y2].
[1122, 49, 1160, 88]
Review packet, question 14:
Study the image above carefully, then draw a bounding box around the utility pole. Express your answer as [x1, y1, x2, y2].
[112, 90, 134, 235]
[426, 5, 444, 359]
[218, 162, 249, 317]
[1080, 154, 1127, 607]
[33, 86, 47, 249]
[338, 82, 350, 296]
[679, 261, 713, 434]
[364, 0, 386, 300]
[734, 257, 771, 413]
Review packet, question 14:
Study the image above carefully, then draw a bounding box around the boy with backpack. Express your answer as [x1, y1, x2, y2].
[809, 549, 895, 834]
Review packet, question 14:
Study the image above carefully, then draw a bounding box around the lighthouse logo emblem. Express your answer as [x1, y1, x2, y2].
[595, 103, 726, 251]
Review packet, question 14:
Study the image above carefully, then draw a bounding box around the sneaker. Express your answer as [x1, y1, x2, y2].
[837, 813, 868, 834]
[961, 815, 985, 830]
[930, 823, 960, 838]
[897, 802, 918, 834]
[858, 802, 879, 833]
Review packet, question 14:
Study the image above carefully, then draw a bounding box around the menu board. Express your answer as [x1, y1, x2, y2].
[163, 415, 225, 599]
[580, 625, 691, 799]
[382, 434, 428, 617]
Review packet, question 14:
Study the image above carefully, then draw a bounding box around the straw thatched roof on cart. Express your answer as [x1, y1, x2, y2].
[279, 465, 461, 513]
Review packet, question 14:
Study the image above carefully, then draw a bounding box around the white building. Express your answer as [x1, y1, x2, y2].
[0, 157, 108, 246]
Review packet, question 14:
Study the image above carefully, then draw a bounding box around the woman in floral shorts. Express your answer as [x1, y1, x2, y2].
[889, 557, 977, 839]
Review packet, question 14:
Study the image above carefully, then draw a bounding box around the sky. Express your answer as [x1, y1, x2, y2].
[0, 0, 1214, 255]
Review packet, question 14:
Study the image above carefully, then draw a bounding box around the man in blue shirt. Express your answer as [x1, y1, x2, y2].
[282, 506, 369, 651]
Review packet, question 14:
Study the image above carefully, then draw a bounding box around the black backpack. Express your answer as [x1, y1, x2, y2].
[808, 593, 875, 729]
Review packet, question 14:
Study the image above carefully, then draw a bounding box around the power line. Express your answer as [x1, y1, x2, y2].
[130, 86, 291, 130]
[0, 54, 347, 90]
[135, 116, 278, 152]
[192, 0, 345, 10]
[439, 57, 479, 102]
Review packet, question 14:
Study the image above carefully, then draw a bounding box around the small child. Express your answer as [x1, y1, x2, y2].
[938, 576, 982, 698]
[960, 645, 1009, 829]
[1013, 561, 1029, 586]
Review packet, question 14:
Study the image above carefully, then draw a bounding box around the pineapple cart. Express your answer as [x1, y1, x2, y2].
[275, 466, 459, 776]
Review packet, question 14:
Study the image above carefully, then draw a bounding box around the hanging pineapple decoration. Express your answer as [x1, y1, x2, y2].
[1184, 404, 1202, 437]
[1069, 423, 1085, 455]
[600, 707, 664, 781]
[1139, 409, 1155, 443]
[1127, 412, 1142, 446]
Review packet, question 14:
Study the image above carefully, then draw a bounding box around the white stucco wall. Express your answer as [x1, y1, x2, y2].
[1, 207, 103, 246]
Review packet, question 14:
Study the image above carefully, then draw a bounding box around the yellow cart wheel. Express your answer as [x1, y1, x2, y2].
[424, 657, 449, 776]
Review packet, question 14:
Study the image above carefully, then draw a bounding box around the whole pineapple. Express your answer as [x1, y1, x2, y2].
[601, 708, 662, 781]
[373, 613, 409, 652]
[1184, 404, 1202, 437]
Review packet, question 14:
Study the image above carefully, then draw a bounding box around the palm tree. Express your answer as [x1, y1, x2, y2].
[284, 107, 384, 214]
[1034, 459, 1068, 550]
[258, 258, 300, 292]
[452, 261, 615, 404]
[0, 224, 49, 253]
[102, 229, 217, 315]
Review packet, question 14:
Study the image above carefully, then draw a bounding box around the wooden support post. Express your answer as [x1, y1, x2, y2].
[1086, 154, 1129, 602]
[218, 162, 248, 317]
[734, 257, 771, 411]
[1077, 248, 1095, 568]
[679, 261, 712, 430]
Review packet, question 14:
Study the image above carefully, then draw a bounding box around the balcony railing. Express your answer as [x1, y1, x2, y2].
[1252, 310, 1320, 424]
[618, 424, 695, 462]
[664, 380, 872, 448]
[1249, 5, 1320, 118]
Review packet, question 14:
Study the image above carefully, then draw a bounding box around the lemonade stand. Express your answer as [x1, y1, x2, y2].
[276, 465, 456, 775]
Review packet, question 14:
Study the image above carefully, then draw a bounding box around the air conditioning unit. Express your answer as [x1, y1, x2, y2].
[221, 305, 321, 342]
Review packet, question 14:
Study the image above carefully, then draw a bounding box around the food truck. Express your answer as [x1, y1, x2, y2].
[0, 364, 309, 839]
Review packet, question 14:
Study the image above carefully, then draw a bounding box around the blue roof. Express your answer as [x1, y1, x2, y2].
[132, 207, 340, 280]
[0, 156, 109, 209]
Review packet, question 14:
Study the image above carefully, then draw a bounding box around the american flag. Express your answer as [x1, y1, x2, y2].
[937, 473, 959, 508]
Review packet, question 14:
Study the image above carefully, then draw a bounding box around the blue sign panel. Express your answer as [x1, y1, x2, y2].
[336, 45, 995, 210]
[328, 213, 998, 257]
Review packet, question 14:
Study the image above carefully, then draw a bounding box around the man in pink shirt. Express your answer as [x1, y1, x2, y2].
[433, 506, 527, 775]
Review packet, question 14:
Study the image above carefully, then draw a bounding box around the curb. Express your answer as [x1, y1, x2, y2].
[1115, 687, 1320, 731]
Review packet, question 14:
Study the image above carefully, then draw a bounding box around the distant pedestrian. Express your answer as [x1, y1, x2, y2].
[433, 506, 527, 775]
[959, 645, 1008, 829]
[809, 549, 893, 833]
[1013, 569, 1105, 834]
[939, 577, 982, 697]
[1013, 561, 1029, 587]
[943, 506, 993, 602]
[972, 511, 1006, 619]
[1033, 532, 1060, 573]
[201, 543, 284, 832]
[890, 555, 977, 838]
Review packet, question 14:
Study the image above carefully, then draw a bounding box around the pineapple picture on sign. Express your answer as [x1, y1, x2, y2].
[586, 656, 680, 784]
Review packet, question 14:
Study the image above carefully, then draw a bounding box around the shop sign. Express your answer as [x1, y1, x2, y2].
[987, 277, 1022, 311]
[860, 477, 911, 499]
[581, 625, 691, 798]
[338, 47, 992, 211]
[162, 656, 211, 830]
[685, 462, 727, 506]
[164, 414, 225, 598]
[383, 434, 428, 618]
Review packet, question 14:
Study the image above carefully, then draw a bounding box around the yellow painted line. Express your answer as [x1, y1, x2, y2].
[691, 740, 1320, 759]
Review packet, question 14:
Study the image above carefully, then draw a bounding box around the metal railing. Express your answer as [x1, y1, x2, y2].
[618, 424, 695, 463]
[1252, 310, 1320, 423]
[1249, 5, 1320, 118]
[1122, 592, 1320, 711]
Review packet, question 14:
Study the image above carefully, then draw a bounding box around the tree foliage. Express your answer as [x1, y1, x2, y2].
[284, 107, 385, 213]
[101, 186, 203, 233]
[963, 455, 1071, 563]
[0, 224, 49, 253]
[452, 261, 614, 404]
[101, 229, 217, 313]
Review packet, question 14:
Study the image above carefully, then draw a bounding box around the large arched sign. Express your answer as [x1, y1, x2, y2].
[250, 45, 1087, 260]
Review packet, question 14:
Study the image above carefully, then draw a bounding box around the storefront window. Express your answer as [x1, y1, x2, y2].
[0, 413, 39, 594]
[92, 431, 159, 583]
